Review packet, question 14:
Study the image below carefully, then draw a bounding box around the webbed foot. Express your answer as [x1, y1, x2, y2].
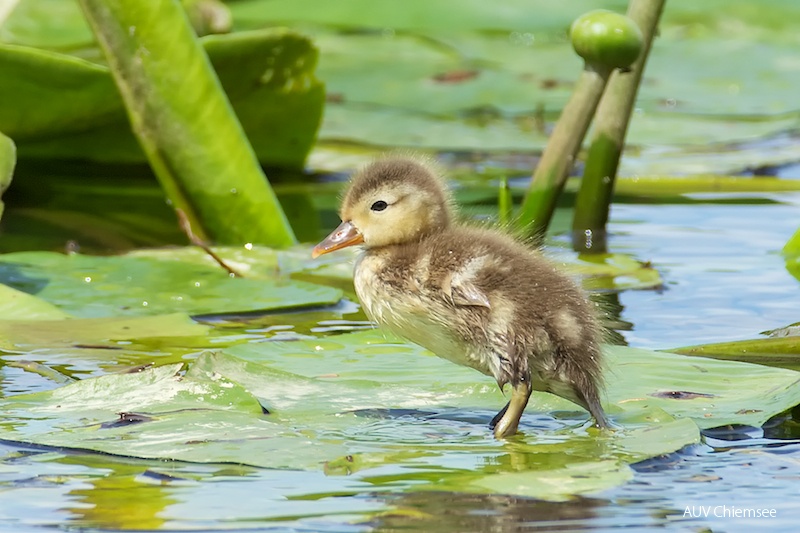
[492, 380, 532, 438]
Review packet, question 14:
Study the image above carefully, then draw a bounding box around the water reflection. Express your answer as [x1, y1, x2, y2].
[370, 491, 602, 533]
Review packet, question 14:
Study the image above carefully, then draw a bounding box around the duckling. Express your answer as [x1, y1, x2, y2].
[312, 155, 608, 438]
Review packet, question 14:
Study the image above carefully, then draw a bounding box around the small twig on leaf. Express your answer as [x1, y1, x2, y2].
[176, 208, 244, 277]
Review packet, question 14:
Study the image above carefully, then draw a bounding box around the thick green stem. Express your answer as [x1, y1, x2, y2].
[518, 65, 612, 241]
[78, 0, 296, 247]
[571, 0, 666, 252]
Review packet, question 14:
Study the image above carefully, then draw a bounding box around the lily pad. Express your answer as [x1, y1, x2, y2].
[0, 282, 69, 320]
[670, 336, 800, 372]
[1, 328, 799, 499]
[0, 313, 209, 351]
[0, 250, 342, 318]
[227, 329, 800, 430]
[227, 0, 800, 175]
[563, 253, 663, 291]
[0, 312, 220, 381]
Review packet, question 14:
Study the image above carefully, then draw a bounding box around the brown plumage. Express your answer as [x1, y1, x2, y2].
[313, 155, 608, 437]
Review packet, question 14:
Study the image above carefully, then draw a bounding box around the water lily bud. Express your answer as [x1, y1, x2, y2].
[570, 10, 643, 70]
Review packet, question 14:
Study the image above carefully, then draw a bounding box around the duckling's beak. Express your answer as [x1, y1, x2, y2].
[312, 221, 364, 258]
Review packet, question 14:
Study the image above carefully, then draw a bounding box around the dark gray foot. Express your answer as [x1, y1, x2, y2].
[489, 401, 510, 429]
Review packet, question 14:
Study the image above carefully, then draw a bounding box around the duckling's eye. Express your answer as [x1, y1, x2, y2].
[370, 200, 388, 212]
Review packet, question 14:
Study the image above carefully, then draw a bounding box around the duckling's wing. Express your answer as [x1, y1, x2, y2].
[442, 273, 491, 308]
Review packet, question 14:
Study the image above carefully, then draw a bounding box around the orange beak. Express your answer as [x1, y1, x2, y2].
[312, 221, 364, 258]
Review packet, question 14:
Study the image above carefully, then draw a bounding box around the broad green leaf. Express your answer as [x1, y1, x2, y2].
[783, 229, 800, 280]
[78, 0, 295, 246]
[226, 330, 800, 430]
[230, 0, 628, 33]
[0, 313, 209, 351]
[0, 313, 218, 380]
[3, 330, 798, 498]
[785, 228, 800, 283]
[565, 253, 662, 291]
[0, 283, 70, 320]
[230, 0, 800, 40]
[670, 336, 800, 372]
[0, 130, 14, 220]
[0, 250, 342, 317]
[0, 0, 92, 49]
[0, 349, 693, 499]
[785, 228, 800, 256]
[0, 31, 323, 170]
[229, 0, 800, 174]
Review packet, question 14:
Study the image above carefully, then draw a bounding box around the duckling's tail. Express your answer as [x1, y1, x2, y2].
[575, 386, 608, 429]
[545, 370, 608, 428]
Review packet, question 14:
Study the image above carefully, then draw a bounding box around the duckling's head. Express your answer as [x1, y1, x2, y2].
[313, 156, 453, 257]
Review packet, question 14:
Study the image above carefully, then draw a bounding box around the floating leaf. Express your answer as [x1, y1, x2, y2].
[0, 282, 69, 320]
[226, 0, 800, 174]
[564, 253, 663, 291]
[2, 328, 799, 499]
[226, 330, 800, 430]
[0, 313, 214, 380]
[0, 313, 209, 351]
[0, 250, 342, 317]
[670, 336, 800, 372]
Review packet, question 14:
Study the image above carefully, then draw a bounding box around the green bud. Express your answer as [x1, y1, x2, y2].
[570, 10, 643, 70]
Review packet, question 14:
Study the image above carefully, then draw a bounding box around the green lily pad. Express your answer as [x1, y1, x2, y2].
[0, 250, 342, 318]
[0, 282, 69, 320]
[564, 253, 663, 291]
[227, 329, 800, 430]
[226, 0, 800, 175]
[670, 336, 800, 372]
[0, 313, 219, 380]
[0, 313, 209, 351]
[2, 329, 799, 499]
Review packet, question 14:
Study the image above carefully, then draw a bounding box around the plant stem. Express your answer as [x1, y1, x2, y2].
[498, 176, 512, 226]
[518, 65, 612, 241]
[571, 0, 666, 252]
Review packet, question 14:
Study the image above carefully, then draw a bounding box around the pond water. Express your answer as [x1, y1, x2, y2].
[0, 179, 798, 532]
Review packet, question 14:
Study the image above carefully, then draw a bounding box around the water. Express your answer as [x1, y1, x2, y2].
[1, 192, 799, 532]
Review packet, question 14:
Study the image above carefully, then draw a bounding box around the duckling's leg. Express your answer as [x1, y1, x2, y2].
[491, 379, 532, 438]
